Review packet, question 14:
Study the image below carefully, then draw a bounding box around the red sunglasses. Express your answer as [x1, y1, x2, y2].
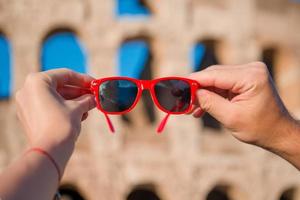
[90, 77, 200, 133]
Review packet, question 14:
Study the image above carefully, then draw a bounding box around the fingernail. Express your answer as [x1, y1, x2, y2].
[197, 89, 207, 96]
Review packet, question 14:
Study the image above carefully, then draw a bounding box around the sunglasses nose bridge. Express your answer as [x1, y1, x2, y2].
[140, 80, 151, 90]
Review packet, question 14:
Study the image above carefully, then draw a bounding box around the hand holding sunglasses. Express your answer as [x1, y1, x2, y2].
[90, 77, 200, 133]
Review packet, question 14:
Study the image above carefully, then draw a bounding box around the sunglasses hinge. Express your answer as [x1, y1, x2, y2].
[90, 81, 98, 91]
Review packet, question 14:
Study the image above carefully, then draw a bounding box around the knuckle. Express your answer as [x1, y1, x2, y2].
[48, 67, 70, 73]
[60, 68, 74, 75]
[60, 67, 69, 71]
[25, 72, 42, 85]
[60, 68, 75, 80]
[59, 68, 73, 75]
[250, 61, 267, 68]
[251, 62, 269, 76]
[199, 91, 212, 112]
[189, 71, 200, 79]
[247, 62, 269, 84]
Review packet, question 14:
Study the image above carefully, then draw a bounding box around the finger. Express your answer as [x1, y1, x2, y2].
[187, 87, 229, 116]
[70, 94, 96, 115]
[196, 89, 238, 125]
[203, 86, 229, 99]
[203, 64, 245, 71]
[57, 86, 91, 100]
[188, 66, 247, 93]
[42, 68, 94, 88]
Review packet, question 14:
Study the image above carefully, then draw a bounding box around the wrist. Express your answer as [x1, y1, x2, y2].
[266, 115, 300, 163]
[26, 148, 62, 182]
[31, 137, 75, 175]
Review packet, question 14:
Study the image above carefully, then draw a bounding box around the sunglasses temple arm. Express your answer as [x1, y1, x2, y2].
[104, 113, 115, 133]
[157, 113, 171, 134]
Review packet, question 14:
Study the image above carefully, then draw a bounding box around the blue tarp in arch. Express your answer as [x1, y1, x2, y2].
[118, 39, 150, 78]
[0, 34, 12, 99]
[191, 43, 206, 72]
[116, 0, 150, 16]
[41, 31, 87, 73]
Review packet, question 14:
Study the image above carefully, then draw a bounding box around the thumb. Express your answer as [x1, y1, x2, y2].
[197, 89, 237, 126]
[71, 94, 96, 115]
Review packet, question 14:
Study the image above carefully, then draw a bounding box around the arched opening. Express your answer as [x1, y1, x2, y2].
[261, 47, 277, 80]
[0, 32, 12, 100]
[191, 39, 221, 131]
[126, 184, 161, 200]
[116, 0, 151, 17]
[41, 29, 87, 73]
[58, 184, 86, 200]
[118, 36, 156, 125]
[279, 188, 296, 200]
[206, 185, 231, 200]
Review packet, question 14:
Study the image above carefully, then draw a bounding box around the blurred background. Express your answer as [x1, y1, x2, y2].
[1, 0, 300, 199]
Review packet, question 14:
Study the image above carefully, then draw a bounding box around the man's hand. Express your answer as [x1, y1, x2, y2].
[15, 68, 96, 171]
[189, 62, 300, 167]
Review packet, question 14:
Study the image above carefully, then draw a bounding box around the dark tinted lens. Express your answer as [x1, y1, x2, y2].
[99, 80, 138, 112]
[154, 79, 191, 112]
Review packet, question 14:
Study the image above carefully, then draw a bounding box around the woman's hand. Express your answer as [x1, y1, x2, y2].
[15, 68, 96, 171]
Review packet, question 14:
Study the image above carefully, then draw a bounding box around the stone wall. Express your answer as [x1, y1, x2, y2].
[0, 0, 300, 199]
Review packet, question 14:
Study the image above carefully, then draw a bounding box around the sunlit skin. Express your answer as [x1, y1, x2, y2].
[0, 63, 300, 200]
[188, 62, 300, 167]
[0, 69, 96, 200]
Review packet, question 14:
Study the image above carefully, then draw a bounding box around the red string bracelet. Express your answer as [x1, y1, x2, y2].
[26, 147, 61, 183]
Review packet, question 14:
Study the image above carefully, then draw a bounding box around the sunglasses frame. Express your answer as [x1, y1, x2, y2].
[90, 76, 200, 133]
